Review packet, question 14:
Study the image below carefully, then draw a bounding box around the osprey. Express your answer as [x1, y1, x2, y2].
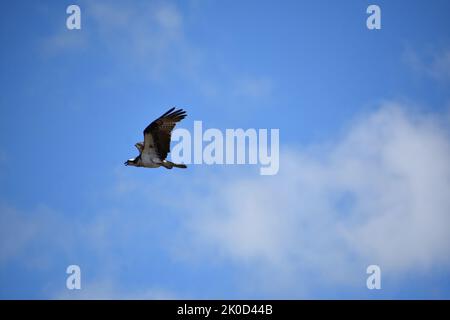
[124, 107, 188, 169]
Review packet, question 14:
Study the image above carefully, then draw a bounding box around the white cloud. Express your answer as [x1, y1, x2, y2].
[405, 47, 450, 82]
[171, 103, 450, 294]
[87, 1, 187, 79]
[0, 202, 179, 298]
[154, 3, 183, 30]
[233, 76, 273, 100]
[39, 1, 274, 102]
[0, 205, 40, 264]
[0, 204, 81, 266]
[40, 31, 87, 56]
[39, 1, 188, 78]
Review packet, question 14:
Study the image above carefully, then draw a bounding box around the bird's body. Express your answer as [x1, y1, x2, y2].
[125, 108, 188, 169]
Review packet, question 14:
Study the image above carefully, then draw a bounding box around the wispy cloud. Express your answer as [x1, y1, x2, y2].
[0, 205, 40, 265]
[39, 0, 274, 102]
[40, 31, 87, 56]
[39, 1, 191, 78]
[89, 1, 188, 80]
[233, 76, 273, 100]
[404, 47, 450, 82]
[54, 280, 176, 300]
[0, 204, 87, 270]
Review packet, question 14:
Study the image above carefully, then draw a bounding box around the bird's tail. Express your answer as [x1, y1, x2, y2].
[162, 161, 187, 169]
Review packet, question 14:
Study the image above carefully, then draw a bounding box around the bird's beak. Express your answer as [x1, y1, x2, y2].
[124, 161, 128, 166]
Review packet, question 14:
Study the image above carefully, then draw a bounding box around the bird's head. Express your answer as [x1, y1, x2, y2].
[124, 158, 138, 166]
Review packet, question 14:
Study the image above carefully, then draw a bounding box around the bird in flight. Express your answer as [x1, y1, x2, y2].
[124, 107, 188, 169]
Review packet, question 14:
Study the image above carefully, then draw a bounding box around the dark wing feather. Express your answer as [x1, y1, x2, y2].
[143, 108, 187, 160]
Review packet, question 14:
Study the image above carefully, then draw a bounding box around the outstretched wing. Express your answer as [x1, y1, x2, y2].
[143, 107, 187, 161]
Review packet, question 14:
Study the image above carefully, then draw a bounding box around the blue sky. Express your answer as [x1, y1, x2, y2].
[1, 0, 450, 299]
